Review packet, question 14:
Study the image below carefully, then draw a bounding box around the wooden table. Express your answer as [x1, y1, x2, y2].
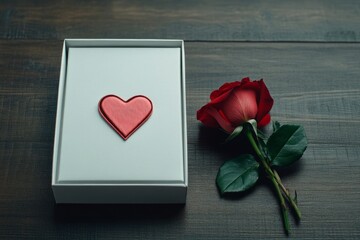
[1, 1, 359, 239]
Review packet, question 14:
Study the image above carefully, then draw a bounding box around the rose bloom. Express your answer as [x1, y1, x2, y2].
[197, 77, 274, 133]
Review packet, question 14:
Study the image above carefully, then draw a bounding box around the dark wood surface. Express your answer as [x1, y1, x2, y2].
[1, 1, 360, 239]
[2, 0, 360, 41]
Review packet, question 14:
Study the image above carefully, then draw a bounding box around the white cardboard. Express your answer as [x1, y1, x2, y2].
[52, 39, 187, 203]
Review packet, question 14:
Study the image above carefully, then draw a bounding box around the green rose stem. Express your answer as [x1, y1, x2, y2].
[273, 169, 302, 220]
[258, 153, 301, 220]
[245, 129, 290, 234]
[244, 127, 302, 220]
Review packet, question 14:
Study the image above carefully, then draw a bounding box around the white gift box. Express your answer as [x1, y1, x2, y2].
[52, 39, 188, 203]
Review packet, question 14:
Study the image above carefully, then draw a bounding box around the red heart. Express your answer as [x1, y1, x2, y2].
[98, 95, 153, 140]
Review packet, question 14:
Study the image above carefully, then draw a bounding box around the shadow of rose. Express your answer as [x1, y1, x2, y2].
[197, 124, 254, 160]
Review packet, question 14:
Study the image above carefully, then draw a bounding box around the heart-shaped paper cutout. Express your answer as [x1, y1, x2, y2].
[98, 95, 153, 140]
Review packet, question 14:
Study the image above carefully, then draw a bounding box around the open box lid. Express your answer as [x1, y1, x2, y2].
[52, 39, 187, 187]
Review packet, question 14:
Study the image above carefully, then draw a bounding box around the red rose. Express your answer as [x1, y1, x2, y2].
[197, 77, 274, 133]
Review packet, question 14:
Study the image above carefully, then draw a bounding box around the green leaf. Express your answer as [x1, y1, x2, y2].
[224, 119, 258, 143]
[267, 124, 308, 167]
[272, 120, 281, 132]
[257, 129, 268, 141]
[242, 119, 259, 145]
[246, 119, 257, 135]
[258, 137, 269, 159]
[225, 125, 243, 143]
[216, 154, 260, 195]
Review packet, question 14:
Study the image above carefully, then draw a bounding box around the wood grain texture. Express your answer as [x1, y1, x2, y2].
[0, 0, 360, 41]
[1, 39, 360, 239]
[186, 42, 360, 238]
[0, 40, 61, 143]
[1, 0, 360, 239]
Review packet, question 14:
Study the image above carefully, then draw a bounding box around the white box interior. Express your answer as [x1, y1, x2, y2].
[52, 39, 187, 203]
